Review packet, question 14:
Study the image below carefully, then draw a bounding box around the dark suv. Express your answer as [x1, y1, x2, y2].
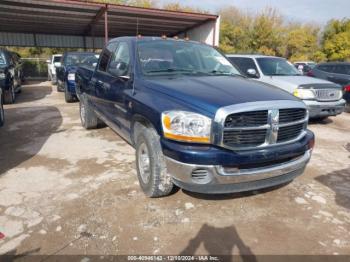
[308, 62, 350, 110]
[0, 49, 23, 104]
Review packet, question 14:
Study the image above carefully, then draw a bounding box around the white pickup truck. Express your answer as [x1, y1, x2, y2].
[46, 54, 62, 85]
[227, 55, 346, 119]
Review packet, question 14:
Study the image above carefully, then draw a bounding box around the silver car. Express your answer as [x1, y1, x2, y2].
[227, 54, 346, 119]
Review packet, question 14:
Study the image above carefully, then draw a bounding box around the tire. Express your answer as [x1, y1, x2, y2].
[0, 94, 4, 127]
[135, 125, 174, 197]
[56, 81, 63, 92]
[64, 82, 76, 103]
[4, 82, 15, 104]
[79, 94, 99, 129]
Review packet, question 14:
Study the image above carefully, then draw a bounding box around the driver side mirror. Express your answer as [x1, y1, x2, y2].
[246, 68, 259, 78]
[108, 61, 129, 78]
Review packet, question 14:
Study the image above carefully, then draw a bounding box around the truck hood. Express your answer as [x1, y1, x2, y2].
[259, 75, 340, 93]
[143, 75, 299, 115]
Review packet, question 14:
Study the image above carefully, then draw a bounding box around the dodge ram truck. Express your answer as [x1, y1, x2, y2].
[56, 52, 98, 102]
[76, 37, 315, 197]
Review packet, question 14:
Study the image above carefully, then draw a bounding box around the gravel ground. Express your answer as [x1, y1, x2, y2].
[0, 82, 349, 258]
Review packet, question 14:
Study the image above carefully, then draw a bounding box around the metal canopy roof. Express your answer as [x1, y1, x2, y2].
[0, 0, 218, 48]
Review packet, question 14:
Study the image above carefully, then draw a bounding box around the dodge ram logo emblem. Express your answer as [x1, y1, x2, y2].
[268, 109, 279, 144]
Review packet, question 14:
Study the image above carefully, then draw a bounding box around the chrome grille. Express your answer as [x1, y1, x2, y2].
[277, 123, 305, 142]
[279, 108, 306, 123]
[225, 111, 267, 127]
[219, 105, 308, 150]
[314, 89, 342, 101]
[223, 129, 267, 147]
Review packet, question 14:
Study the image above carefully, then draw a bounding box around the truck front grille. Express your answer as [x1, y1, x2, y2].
[221, 107, 307, 149]
[277, 123, 305, 142]
[225, 110, 268, 127]
[279, 108, 306, 123]
[314, 89, 342, 101]
[223, 129, 267, 147]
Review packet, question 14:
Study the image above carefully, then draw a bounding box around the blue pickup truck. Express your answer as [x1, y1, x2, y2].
[56, 52, 98, 102]
[76, 37, 315, 197]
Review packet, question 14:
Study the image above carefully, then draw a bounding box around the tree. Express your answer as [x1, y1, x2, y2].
[321, 19, 350, 61]
[249, 8, 285, 56]
[219, 7, 251, 53]
[284, 23, 320, 62]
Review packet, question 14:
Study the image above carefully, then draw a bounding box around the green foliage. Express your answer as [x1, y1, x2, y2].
[321, 19, 350, 61]
[285, 24, 320, 62]
[219, 7, 322, 60]
[22, 60, 48, 78]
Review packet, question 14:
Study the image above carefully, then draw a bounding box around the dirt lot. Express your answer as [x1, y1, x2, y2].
[0, 82, 349, 257]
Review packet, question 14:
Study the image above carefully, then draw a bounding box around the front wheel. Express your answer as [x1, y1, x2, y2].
[79, 94, 99, 129]
[135, 126, 174, 197]
[64, 83, 76, 103]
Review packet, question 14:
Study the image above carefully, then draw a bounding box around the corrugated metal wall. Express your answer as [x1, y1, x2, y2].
[0, 32, 105, 49]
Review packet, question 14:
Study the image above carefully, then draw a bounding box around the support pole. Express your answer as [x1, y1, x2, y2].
[104, 4, 108, 44]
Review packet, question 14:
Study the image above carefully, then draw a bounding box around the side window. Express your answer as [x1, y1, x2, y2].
[107, 42, 130, 77]
[228, 57, 258, 77]
[334, 65, 349, 75]
[318, 65, 334, 73]
[98, 49, 111, 72]
[98, 42, 118, 72]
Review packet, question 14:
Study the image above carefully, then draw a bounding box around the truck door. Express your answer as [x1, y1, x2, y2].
[103, 41, 132, 136]
[92, 42, 118, 120]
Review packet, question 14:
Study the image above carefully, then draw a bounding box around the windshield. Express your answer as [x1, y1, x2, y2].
[137, 40, 240, 76]
[257, 57, 301, 76]
[65, 53, 96, 66]
[81, 55, 99, 67]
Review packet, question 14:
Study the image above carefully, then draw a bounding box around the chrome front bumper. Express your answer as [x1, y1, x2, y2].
[165, 149, 312, 194]
[304, 99, 346, 118]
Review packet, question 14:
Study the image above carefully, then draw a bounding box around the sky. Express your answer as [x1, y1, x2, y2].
[158, 0, 350, 25]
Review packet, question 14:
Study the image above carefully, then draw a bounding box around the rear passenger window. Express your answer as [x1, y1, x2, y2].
[228, 57, 258, 77]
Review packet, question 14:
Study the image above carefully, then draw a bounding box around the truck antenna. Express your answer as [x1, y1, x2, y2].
[132, 18, 139, 95]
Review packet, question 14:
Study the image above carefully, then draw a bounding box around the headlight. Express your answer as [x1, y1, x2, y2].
[67, 73, 75, 81]
[161, 111, 211, 143]
[0, 73, 5, 80]
[293, 88, 315, 100]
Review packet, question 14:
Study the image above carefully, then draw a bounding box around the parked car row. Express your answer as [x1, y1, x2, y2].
[48, 52, 99, 102]
[0, 48, 25, 126]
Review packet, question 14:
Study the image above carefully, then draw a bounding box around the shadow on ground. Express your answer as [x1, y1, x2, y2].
[308, 118, 333, 125]
[16, 82, 52, 104]
[0, 106, 62, 175]
[180, 223, 257, 261]
[315, 167, 350, 210]
[182, 181, 291, 201]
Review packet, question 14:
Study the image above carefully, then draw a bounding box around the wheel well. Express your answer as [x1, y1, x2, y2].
[131, 115, 156, 145]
